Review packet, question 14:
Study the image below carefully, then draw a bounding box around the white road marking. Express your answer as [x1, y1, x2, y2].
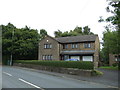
[19, 78, 44, 89]
[3, 72, 12, 76]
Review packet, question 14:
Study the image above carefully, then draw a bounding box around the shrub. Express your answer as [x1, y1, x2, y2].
[112, 63, 118, 67]
[14, 60, 94, 70]
[91, 70, 103, 76]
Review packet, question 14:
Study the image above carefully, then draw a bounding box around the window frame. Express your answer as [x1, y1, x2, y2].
[84, 43, 91, 48]
[71, 44, 78, 49]
[63, 44, 68, 49]
[44, 43, 52, 49]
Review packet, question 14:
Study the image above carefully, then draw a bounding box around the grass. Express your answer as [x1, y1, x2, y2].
[99, 66, 118, 70]
[91, 70, 103, 76]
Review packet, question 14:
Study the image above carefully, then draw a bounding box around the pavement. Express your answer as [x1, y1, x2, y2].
[2, 66, 119, 89]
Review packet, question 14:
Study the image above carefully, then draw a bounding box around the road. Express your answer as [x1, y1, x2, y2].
[0, 66, 2, 90]
[2, 66, 118, 89]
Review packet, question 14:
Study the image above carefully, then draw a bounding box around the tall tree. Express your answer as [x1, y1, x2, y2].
[54, 26, 94, 37]
[54, 30, 62, 37]
[40, 29, 47, 39]
[83, 26, 90, 35]
[1, 23, 41, 64]
[99, 0, 120, 64]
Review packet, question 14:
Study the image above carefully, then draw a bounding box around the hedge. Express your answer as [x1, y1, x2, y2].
[14, 60, 94, 70]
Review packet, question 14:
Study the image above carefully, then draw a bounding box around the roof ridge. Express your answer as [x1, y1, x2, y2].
[55, 34, 98, 39]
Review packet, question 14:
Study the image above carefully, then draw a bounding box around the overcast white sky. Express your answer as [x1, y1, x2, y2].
[0, 0, 112, 41]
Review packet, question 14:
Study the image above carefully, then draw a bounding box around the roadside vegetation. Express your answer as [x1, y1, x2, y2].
[99, 1, 120, 65]
[99, 66, 118, 70]
[99, 62, 119, 70]
[14, 60, 94, 70]
[91, 70, 103, 76]
[14, 60, 104, 76]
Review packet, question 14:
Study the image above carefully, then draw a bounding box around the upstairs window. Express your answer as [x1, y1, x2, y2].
[44, 44, 52, 49]
[71, 44, 78, 49]
[84, 43, 91, 48]
[63, 44, 68, 49]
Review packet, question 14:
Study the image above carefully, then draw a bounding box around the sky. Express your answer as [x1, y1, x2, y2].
[0, 0, 112, 42]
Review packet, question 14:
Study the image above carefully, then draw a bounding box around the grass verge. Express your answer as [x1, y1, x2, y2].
[99, 66, 118, 70]
[91, 70, 103, 76]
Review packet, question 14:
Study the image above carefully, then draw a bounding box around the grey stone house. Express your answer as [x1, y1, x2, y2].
[109, 54, 120, 66]
[38, 35, 100, 68]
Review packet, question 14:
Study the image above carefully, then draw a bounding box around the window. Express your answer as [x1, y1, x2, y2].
[42, 55, 45, 60]
[44, 44, 52, 49]
[64, 55, 69, 60]
[63, 44, 68, 49]
[115, 55, 120, 61]
[83, 56, 93, 61]
[84, 43, 91, 48]
[45, 55, 47, 60]
[50, 55, 53, 60]
[42, 55, 53, 60]
[71, 44, 78, 49]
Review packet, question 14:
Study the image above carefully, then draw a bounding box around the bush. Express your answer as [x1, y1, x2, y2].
[112, 63, 118, 67]
[14, 60, 94, 70]
[91, 70, 103, 76]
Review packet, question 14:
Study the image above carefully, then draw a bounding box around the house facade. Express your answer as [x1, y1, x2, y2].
[38, 35, 100, 68]
[109, 54, 120, 66]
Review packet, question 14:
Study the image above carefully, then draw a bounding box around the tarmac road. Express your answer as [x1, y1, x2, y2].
[2, 66, 118, 89]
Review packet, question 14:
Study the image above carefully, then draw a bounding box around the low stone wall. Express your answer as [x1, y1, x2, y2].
[13, 63, 93, 77]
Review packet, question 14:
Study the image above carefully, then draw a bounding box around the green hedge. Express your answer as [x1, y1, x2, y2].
[14, 60, 94, 70]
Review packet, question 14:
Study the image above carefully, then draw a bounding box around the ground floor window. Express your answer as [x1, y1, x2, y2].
[61, 55, 93, 61]
[42, 55, 53, 60]
[70, 56, 80, 61]
[64, 55, 69, 60]
[83, 56, 93, 61]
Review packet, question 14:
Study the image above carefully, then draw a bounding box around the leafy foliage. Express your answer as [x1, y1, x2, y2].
[1, 23, 47, 62]
[54, 26, 94, 37]
[99, 0, 120, 64]
[101, 30, 119, 62]
[14, 60, 94, 70]
[91, 70, 103, 76]
[40, 29, 47, 39]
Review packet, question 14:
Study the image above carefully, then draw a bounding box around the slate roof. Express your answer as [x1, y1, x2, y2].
[55, 35, 98, 43]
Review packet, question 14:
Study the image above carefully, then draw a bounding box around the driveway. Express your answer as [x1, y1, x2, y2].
[57, 68, 119, 87]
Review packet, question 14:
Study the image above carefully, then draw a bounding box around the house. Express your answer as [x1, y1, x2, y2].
[109, 54, 120, 66]
[38, 35, 100, 68]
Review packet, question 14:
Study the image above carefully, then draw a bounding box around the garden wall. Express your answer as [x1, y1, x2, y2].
[13, 63, 93, 77]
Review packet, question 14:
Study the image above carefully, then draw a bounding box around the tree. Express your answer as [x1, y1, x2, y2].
[54, 26, 94, 37]
[1, 23, 41, 64]
[102, 30, 118, 61]
[73, 26, 82, 34]
[83, 26, 90, 35]
[99, 0, 120, 64]
[54, 30, 62, 37]
[40, 29, 47, 39]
